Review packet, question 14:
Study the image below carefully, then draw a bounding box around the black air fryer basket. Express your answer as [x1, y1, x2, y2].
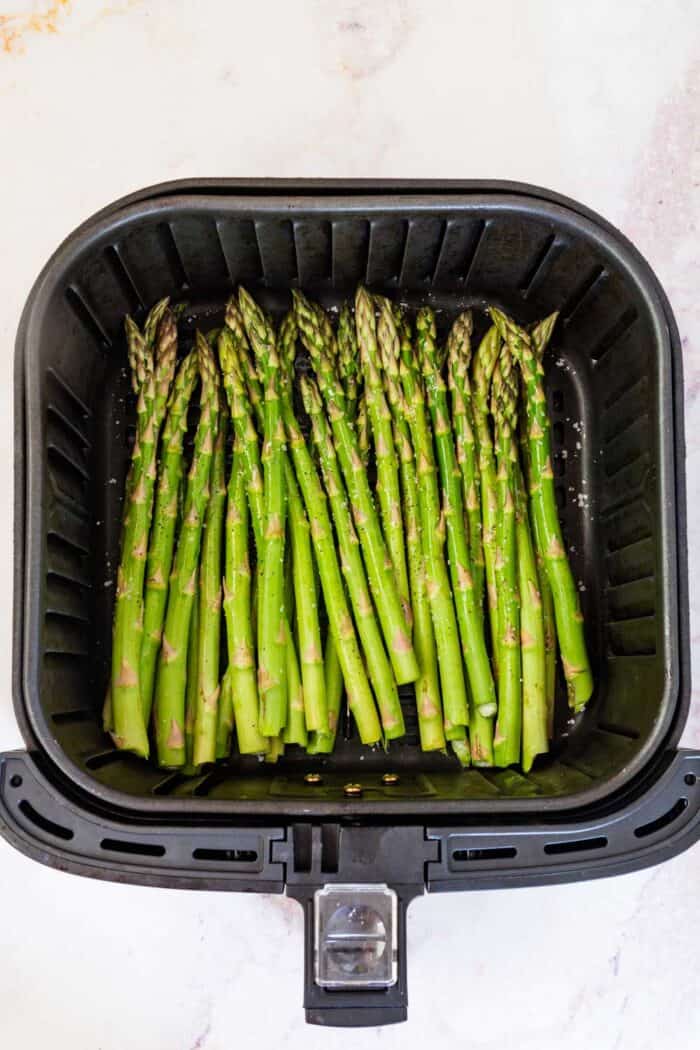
[4, 180, 695, 1026]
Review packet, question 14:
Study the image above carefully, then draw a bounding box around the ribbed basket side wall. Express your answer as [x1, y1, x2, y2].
[30, 201, 666, 803]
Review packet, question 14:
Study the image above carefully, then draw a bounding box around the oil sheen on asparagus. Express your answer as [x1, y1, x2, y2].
[107, 289, 592, 773]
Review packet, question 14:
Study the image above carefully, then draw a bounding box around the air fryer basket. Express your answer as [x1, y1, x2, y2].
[3, 180, 694, 1026]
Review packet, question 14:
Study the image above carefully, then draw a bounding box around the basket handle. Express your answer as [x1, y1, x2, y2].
[289, 883, 418, 1027]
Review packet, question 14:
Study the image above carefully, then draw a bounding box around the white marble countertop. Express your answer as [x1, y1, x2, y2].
[1, 2, 698, 1048]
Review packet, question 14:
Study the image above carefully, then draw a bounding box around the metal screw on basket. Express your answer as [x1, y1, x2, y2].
[343, 783, 363, 797]
[381, 772, 400, 785]
[304, 772, 323, 785]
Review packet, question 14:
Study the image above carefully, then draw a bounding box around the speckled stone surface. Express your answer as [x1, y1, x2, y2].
[1, 3, 698, 1047]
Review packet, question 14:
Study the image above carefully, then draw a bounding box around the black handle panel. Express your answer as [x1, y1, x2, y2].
[290, 886, 418, 1027]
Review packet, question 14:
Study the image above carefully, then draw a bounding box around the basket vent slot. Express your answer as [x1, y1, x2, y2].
[330, 219, 370, 289]
[608, 616, 656, 657]
[452, 846, 518, 862]
[543, 836, 607, 856]
[102, 244, 144, 312]
[293, 219, 333, 286]
[157, 223, 189, 289]
[255, 219, 297, 287]
[399, 217, 446, 286]
[430, 218, 485, 288]
[85, 750, 125, 771]
[47, 531, 90, 587]
[366, 219, 408, 286]
[19, 800, 74, 841]
[101, 838, 166, 858]
[634, 798, 688, 839]
[216, 219, 264, 284]
[590, 306, 638, 363]
[560, 265, 605, 324]
[65, 286, 111, 350]
[51, 708, 95, 726]
[48, 447, 89, 509]
[192, 848, 258, 863]
[519, 232, 557, 296]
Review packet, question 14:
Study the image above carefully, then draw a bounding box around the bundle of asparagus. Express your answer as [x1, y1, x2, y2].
[106, 287, 593, 773]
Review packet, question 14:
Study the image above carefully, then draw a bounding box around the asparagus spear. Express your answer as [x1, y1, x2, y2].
[303, 377, 405, 739]
[140, 350, 198, 724]
[278, 310, 328, 735]
[355, 287, 411, 628]
[528, 314, 559, 735]
[192, 401, 227, 766]
[184, 581, 200, 771]
[111, 309, 177, 757]
[337, 302, 360, 420]
[447, 312, 485, 608]
[219, 324, 306, 740]
[415, 308, 496, 760]
[233, 303, 327, 734]
[216, 669, 234, 759]
[376, 301, 445, 751]
[490, 349, 522, 767]
[471, 324, 503, 669]
[282, 620, 308, 747]
[397, 322, 470, 737]
[280, 382, 382, 744]
[238, 288, 288, 737]
[490, 308, 593, 710]
[293, 290, 419, 686]
[221, 307, 296, 640]
[143, 298, 171, 357]
[222, 437, 268, 755]
[306, 636, 344, 754]
[515, 464, 548, 771]
[154, 333, 218, 767]
[125, 298, 169, 395]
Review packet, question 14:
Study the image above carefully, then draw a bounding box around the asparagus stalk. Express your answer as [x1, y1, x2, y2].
[306, 635, 344, 754]
[216, 669, 234, 759]
[471, 325, 503, 669]
[515, 464, 548, 771]
[337, 302, 360, 421]
[396, 322, 470, 736]
[154, 333, 218, 767]
[280, 382, 382, 744]
[447, 312, 485, 607]
[490, 308, 593, 710]
[218, 324, 305, 737]
[293, 290, 419, 686]
[490, 350, 522, 767]
[238, 288, 288, 737]
[192, 401, 227, 766]
[528, 314, 559, 736]
[140, 350, 198, 724]
[184, 581, 200, 770]
[451, 739, 472, 767]
[111, 308, 177, 757]
[222, 438, 268, 755]
[282, 621, 308, 747]
[265, 735, 285, 764]
[355, 287, 411, 628]
[415, 308, 496, 759]
[356, 392, 369, 456]
[288, 468, 328, 733]
[303, 377, 405, 739]
[278, 310, 328, 735]
[376, 301, 445, 751]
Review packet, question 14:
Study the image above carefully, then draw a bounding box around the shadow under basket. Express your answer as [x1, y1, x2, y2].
[5, 180, 694, 1027]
